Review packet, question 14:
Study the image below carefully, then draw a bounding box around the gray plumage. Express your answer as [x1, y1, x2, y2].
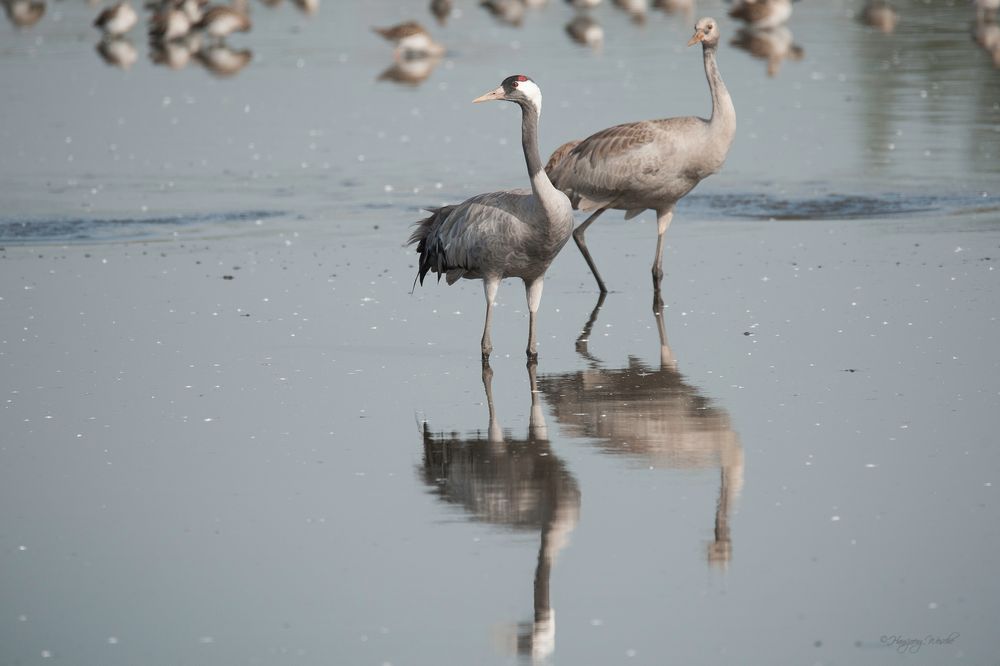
[546, 17, 736, 297]
[409, 75, 574, 361]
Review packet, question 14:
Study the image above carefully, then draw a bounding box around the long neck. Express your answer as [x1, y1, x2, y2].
[520, 103, 560, 202]
[703, 44, 735, 134]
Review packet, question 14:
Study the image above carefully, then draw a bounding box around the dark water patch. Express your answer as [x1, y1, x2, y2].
[685, 191, 999, 221]
[0, 210, 288, 244]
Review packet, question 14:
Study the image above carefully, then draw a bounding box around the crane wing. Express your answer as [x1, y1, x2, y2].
[409, 190, 534, 286]
[549, 121, 668, 210]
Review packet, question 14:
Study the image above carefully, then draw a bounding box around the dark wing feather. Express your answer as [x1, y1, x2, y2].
[409, 205, 456, 285]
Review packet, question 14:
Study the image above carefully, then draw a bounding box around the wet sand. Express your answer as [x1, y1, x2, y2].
[2, 0, 1000, 664]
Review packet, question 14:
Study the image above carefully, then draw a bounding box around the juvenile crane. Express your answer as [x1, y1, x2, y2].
[546, 17, 735, 297]
[409, 76, 574, 362]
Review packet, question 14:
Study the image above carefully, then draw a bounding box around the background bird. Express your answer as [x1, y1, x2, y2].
[373, 20, 445, 59]
[860, 0, 898, 34]
[195, 4, 250, 40]
[94, 1, 138, 36]
[975, 0, 999, 21]
[546, 18, 735, 300]
[2, 0, 45, 28]
[429, 0, 452, 25]
[728, 0, 792, 29]
[408, 75, 574, 362]
[479, 0, 526, 27]
[565, 14, 603, 49]
[730, 24, 803, 76]
[148, 5, 192, 41]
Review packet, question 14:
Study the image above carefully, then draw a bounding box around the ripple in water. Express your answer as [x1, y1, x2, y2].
[685, 191, 998, 220]
[0, 210, 287, 243]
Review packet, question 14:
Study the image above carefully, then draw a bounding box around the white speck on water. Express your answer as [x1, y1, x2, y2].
[831, 515, 841, 522]
[107, 636, 119, 645]
[865, 463, 877, 468]
[198, 636, 215, 644]
[41, 650, 52, 659]
[928, 602, 938, 610]
[590, 618, 604, 627]
[626, 649, 637, 658]
[18, 545, 27, 551]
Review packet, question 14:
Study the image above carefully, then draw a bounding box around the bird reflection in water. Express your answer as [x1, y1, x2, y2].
[377, 54, 443, 86]
[96, 36, 139, 68]
[419, 363, 580, 661]
[195, 42, 252, 76]
[730, 25, 803, 77]
[539, 295, 743, 566]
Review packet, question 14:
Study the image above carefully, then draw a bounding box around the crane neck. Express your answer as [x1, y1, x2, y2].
[520, 103, 560, 203]
[703, 44, 735, 135]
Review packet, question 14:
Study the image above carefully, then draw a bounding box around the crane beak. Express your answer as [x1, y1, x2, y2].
[473, 86, 506, 103]
[687, 30, 705, 47]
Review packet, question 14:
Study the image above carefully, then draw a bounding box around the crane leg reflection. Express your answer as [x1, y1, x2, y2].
[418, 362, 580, 661]
[544, 294, 744, 567]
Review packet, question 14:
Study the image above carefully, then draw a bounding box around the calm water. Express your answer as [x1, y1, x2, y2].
[1, 0, 999, 664]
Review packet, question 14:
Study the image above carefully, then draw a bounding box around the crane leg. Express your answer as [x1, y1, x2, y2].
[481, 277, 500, 361]
[525, 278, 544, 362]
[573, 206, 610, 294]
[652, 207, 675, 292]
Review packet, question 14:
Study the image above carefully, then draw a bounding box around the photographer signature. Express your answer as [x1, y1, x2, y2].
[880, 632, 960, 654]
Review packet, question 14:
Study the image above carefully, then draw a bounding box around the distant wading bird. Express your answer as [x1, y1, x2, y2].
[195, 4, 251, 40]
[94, 1, 138, 35]
[373, 20, 445, 59]
[727, 0, 792, 29]
[546, 18, 735, 298]
[408, 76, 575, 362]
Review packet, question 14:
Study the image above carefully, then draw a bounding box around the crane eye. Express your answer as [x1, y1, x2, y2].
[512, 81, 519, 87]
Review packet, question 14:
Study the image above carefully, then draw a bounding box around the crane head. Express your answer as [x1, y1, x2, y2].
[472, 75, 542, 114]
[688, 17, 720, 47]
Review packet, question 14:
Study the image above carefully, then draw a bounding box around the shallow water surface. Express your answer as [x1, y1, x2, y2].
[1, 1, 999, 665]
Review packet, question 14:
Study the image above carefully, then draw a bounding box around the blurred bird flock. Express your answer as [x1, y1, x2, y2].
[4, 0, 1000, 76]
